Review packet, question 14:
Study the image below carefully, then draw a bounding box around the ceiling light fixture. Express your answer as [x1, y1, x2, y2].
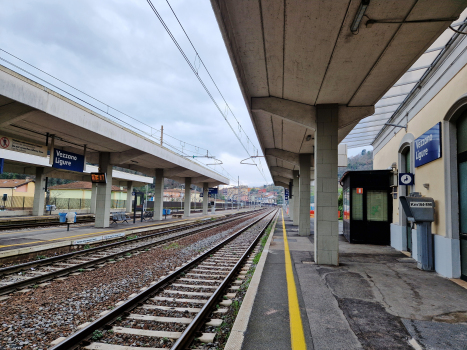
[306, 135, 312, 141]
[351, 0, 370, 33]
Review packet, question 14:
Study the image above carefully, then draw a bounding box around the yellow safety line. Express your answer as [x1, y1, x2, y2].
[0, 218, 190, 248]
[282, 209, 306, 350]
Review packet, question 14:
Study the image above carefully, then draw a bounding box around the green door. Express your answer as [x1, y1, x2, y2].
[458, 111, 467, 281]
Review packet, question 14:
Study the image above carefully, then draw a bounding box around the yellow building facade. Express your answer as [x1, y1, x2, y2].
[373, 35, 467, 279]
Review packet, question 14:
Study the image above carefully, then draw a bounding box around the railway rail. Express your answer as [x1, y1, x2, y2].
[48, 208, 277, 350]
[0, 209, 265, 295]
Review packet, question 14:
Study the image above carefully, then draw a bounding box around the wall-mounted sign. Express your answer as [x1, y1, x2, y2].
[284, 189, 289, 200]
[52, 149, 85, 172]
[0, 135, 47, 157]
[200, 188, 219, 197]
[0, 158, 3, 174]
[356, 188, 363, 194]
[415, 122, 442, 167]
[399, 173, 414, 186]
[91, 173, 107, 183]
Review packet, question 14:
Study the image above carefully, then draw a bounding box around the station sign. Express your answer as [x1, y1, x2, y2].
[0, 134, 47, 157]
[52, 149, 85, 172]
[284, 189, 289, 200]
[414, 122, 442, 168]
[0, 158, 3, 174]
[399, 173, 414, 186]
[200, 187, 218, 197]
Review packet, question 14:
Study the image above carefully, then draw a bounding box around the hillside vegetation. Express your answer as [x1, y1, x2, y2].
[338, 149, 373, 180]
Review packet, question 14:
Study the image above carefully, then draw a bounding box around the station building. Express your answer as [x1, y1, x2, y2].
[371, 21, 467, 280]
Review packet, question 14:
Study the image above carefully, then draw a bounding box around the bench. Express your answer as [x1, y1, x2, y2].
[142, 211, 153, 221]
[172, 213, 183, 218]
[111, 212, 131, 225]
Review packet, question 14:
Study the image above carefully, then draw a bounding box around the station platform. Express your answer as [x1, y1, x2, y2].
[228, 211, 467, 350]
[0, 207, 256, 260]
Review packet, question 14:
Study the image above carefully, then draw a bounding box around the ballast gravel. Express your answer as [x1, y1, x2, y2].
[0, 214, 261, 350]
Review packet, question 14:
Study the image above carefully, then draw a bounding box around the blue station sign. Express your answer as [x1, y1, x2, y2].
[414, 122, 442, 167]
[200, 188, 219, 197]
[284, 189, 289, 200]
[0, 158, 4, 174]
[52, 149, 85, 172]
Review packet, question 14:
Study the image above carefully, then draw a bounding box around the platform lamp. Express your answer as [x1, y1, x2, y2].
[350, 0, 370, 33]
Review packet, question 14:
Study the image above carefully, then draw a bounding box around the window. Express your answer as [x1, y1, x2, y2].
[367, 190, 388, 222]
[352, 188, 363, 220]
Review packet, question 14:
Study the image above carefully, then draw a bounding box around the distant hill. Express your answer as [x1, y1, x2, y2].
[338, 149, 373, 180]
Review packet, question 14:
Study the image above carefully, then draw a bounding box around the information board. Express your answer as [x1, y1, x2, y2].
[0, 135, 47, 157]
[200, 188, 218, 197]
[91, 173, 107, 183]
[414, 122, 442, 167]
[52, 149, 85, 172]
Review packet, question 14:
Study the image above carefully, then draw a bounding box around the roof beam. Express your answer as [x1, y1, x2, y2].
[270, 166, 294, 179]
[110, 149, 146, 164]
[338, 105, 375, 129]
[252, 97, 316, 129]
[265, 149, 300, 165]
[273, 175, 292, 184]
[273, 180, 289, 188]
[163, 166, 187, 178]
[0, 102, 36, 127]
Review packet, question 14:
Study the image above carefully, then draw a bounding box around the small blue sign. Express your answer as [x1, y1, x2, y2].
[52, 149, 85, 172]
[284, 189, 289, 200]
[415, 122, 442, 167]
[200, 188, 218, 197]
[0, 158, 3, 174]
[399, 173, 414, 186]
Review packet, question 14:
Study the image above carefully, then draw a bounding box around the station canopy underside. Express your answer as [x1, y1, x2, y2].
[0, 66, 229, 187]
[211, 0, 467, 185]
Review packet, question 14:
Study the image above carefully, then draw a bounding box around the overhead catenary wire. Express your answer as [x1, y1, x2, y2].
[146, 0, 268, 182]
[0, 52, 239, 183]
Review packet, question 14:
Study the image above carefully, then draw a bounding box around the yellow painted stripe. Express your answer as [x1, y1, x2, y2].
[282, 209, 306, 350]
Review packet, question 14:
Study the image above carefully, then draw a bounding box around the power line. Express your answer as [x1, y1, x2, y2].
[146, 0, 268, 182]
[0, 52, 238, 182]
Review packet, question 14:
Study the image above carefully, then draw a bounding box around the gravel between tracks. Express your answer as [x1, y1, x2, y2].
[0, 214, 261, 350]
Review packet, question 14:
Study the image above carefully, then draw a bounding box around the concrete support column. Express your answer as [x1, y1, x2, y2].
[90, 183, 98, 214]
[299, 155, 311, 236]
[289, 196, 293, 219]
[202, 182, 209, 215]
[184, 177, 191, 217]
[293, 170, 300, 226]
[314, 105, 339, 265]
[95, 152, 112, 228]
[125, 181, 133, 213]
[32, 167, 46, 216]
[153, 169, 164, 220]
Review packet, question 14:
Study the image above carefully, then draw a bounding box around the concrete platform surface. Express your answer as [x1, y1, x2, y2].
[0, 208, 256, 255]
[241, 213, 467, 350]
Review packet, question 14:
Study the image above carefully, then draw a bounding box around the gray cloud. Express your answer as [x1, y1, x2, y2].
[0, 0, 271, 185]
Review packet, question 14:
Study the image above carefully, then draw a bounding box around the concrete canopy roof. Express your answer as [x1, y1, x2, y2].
[0, 66, 229, 187]
[211, 0, 467, 181]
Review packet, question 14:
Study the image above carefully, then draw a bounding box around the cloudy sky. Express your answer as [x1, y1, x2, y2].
[0, 0, 368, 186]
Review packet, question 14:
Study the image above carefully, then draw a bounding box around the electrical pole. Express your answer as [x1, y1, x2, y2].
[161, 125, 163, 146]
[237, 176, 240, 211]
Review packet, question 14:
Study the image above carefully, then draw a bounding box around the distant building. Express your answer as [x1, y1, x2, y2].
[164, 188, 201, 202]
[0, 179, 35, 198]
[49, 181, 127, 200]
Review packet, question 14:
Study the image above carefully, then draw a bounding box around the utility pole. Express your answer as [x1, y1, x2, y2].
[237, 176, 240, 211]
[161, 125, 163, 146]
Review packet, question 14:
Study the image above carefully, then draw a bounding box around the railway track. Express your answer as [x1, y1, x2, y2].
[47, 208, 277, 350]
[0, 209, 265, 295]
